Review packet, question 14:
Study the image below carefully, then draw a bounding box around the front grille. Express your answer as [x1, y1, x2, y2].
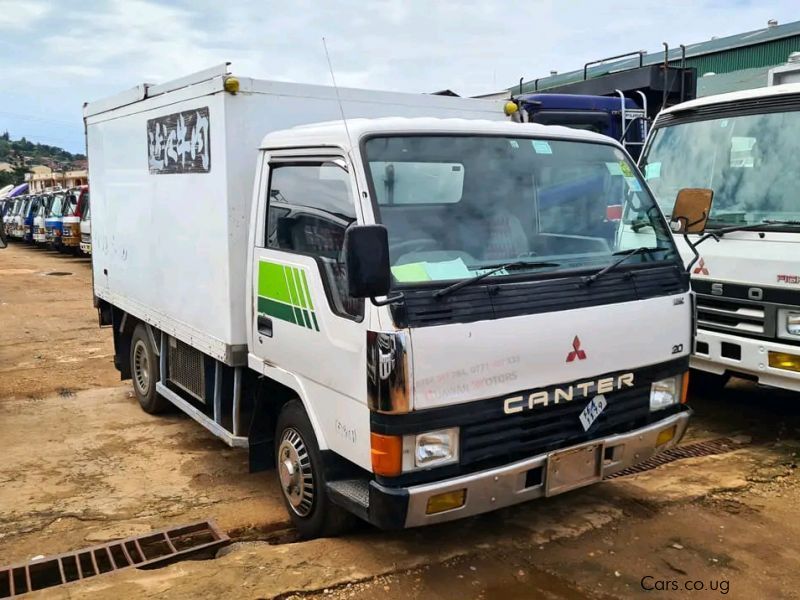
[397, 264, 688, 327]
[81, 233, 91, 243]
[460, 383, 652, 468]
[696, 295, 766, 335]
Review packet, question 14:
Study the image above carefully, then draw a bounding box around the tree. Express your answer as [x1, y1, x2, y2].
[0, 131, 9, 141]
[0, 170, 16, 188]
[7, 151, 28, 185]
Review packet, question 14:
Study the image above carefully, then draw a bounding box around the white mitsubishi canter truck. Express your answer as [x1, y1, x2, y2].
[85, 65, 693, 537]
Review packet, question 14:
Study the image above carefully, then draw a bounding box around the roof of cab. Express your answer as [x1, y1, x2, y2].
[259, 117, 619, 151]
[660, 81, 800, 115]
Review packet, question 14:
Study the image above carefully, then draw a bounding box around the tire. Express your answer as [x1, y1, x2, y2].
[275, 400, 356, 538]
[130, 324, 169, 414]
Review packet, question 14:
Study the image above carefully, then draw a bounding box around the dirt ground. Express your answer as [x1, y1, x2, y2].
[2, 242, 800, 599]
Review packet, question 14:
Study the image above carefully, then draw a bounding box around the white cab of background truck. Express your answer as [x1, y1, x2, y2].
[85, 64, 692, 538]
[641, 80, 800, 391]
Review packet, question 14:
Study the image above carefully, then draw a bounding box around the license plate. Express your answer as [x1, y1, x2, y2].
[578, 395, 607, 432]
[546, 443, 603, 496]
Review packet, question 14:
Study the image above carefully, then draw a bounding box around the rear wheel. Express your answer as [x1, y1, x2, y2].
[275, 400, 356, 538]
[130, 324, 169, 414]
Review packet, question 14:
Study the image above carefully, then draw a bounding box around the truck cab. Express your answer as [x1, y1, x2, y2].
[3, 198, 19, 238]
[79, 192, 91, 255]
[244, 119, 691, 532]
[33, 194, 52, 245]
[23, 195, 41, 242]
[11, 196, 30, 240]
[61, 186, 88, 252]
[44, 190, 65, 248]
[516, 93, 647, 150]
[641, 83, 800, 391]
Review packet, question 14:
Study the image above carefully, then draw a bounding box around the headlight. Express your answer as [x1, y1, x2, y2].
[403, 427, 459, 470]
[650, 375, 682, 411]
[780, 310, 800, 339]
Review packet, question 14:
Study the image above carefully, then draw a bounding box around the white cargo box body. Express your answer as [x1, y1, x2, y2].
[85, 65, 503, 363]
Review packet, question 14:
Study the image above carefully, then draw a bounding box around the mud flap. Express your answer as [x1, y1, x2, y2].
[248, 391, 274, 473]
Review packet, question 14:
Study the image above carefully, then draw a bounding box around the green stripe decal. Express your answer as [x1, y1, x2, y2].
[257, 260, 319, 332]
[258, 297, 298, 325]
[301, 270, 314, 310]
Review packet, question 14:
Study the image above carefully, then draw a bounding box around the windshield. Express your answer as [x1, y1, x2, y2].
[64, 192, 79, 216]
[643, 110, 800, 227]
[363, 135, 676, 284]
[49, 193, 64, 218]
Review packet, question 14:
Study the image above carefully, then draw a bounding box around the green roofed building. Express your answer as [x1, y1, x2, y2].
[514, 19, 800, 99]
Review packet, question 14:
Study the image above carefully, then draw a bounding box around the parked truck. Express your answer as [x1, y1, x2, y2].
[511, 92, 648, 159]
[86, 65, 694, 537]
[79, 194, 91, 255]
[44, 190, 65, 249]
[640, 81, 800, 392]
[61, 186, 89, 253]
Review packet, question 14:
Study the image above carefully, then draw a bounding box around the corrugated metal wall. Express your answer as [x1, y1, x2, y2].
[674, 38, 800, 75]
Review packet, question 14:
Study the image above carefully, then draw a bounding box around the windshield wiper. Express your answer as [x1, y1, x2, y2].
[433, 261, 560, 299]
[582, 247, 672, 285]
[762, 219, 800, 227]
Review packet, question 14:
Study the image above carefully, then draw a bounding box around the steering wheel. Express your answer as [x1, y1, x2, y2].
[391, 238, 439, 256]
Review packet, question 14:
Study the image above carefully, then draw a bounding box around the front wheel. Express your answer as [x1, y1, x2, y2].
[275, 400, 356, 538]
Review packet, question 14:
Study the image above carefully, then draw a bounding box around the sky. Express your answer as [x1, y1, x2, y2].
[0, 0, 796, 154]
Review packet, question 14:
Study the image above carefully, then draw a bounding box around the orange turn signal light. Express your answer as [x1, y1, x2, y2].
[370, 433, 402, 477]
[681, 371, 690, 404]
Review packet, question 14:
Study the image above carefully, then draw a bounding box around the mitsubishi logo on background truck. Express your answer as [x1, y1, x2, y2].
[693, 258, 709, 275]
[84, 64, 693, 538]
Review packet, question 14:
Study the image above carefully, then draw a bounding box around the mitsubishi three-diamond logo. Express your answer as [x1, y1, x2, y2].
[693, 258, 709, 275]
[566, 336, 587, 362]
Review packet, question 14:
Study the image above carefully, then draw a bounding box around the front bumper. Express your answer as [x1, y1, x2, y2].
[342, 409, 690, 529]
[80, 241, 92, 254]
[692, 329, 800, 392]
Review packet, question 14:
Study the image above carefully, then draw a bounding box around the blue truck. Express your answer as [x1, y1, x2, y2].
[513, 92, 648, 159]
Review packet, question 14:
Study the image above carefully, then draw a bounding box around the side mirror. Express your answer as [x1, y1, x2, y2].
[344, 225, 392, 299]
[670, 188, 714, 234]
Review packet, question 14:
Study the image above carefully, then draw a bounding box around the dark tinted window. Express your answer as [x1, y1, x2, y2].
[266, 162, 362, 319]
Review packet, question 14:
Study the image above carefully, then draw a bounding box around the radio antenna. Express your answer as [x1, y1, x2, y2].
[322, 37, 355, 152]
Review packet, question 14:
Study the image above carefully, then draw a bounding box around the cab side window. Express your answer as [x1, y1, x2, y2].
[266, 162, 363, 320]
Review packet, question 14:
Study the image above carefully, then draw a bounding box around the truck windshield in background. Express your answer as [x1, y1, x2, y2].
[643, 110, 800, 227]
[48, 193, 65, 218]
[362, 135, 676, 284]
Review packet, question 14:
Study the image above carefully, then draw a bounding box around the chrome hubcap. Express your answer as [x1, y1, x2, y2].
[133, 340, 150, 396]
[278, 428, 314, 516]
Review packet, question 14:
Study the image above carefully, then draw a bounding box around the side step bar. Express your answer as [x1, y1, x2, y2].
[157, 331, 248, 448]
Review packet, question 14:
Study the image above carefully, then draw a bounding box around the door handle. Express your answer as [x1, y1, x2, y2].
[257, 315, 273, 337]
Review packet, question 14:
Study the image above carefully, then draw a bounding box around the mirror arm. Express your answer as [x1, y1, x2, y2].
[370, 293, 405, 307]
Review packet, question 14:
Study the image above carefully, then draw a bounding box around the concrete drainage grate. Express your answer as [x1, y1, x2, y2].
[606, 438, 739, 479]
[0, 520, 229, 598]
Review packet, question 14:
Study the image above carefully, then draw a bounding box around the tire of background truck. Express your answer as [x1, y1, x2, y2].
[130, 324, 169, 414]
[690, 370, 730, 396]
[275, 400, 356, 538]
